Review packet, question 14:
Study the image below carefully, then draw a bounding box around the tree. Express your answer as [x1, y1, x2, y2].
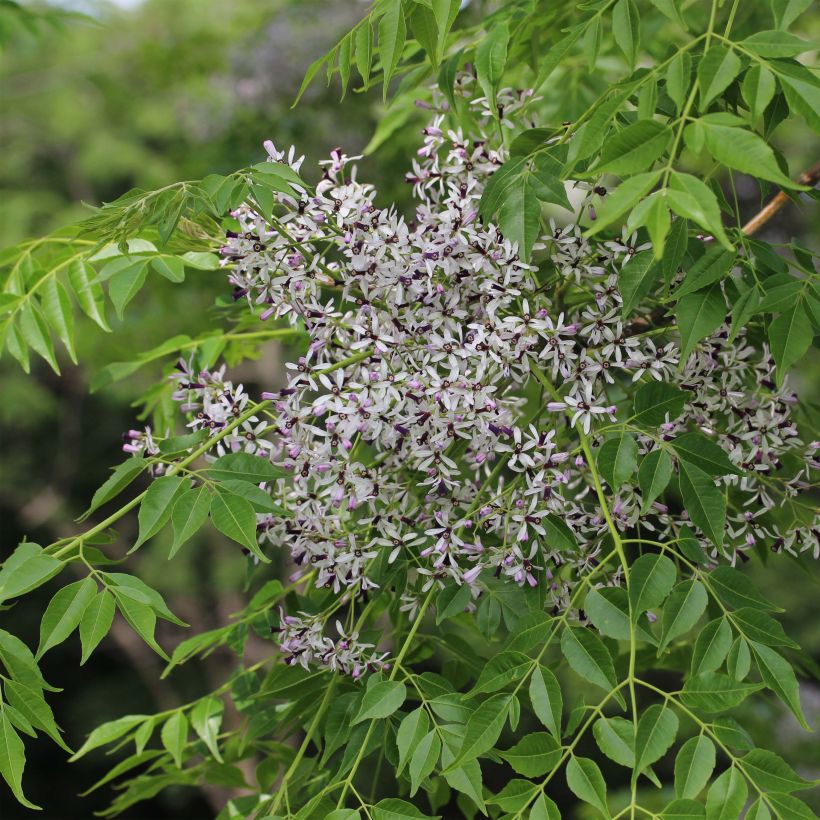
[0, 0, 818, 817]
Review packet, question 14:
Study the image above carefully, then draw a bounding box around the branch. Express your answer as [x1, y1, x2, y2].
[741, 160, 820, 236]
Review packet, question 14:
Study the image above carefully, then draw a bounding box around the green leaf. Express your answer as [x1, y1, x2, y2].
[190, 696, 224, 762]
[134, 475, 186, 550]
[0, 630, 55, 692]
[3, 678, 70, 752]
[80, 458, 146, 522]
[208, 452, 286, 483]
[114, 591, 169, 660]
[675, 280, 726, 361]
[210, 490, 269, 563]
[352, 680, 406, 724]
[435, 582, 471, 624]
[534, 27, 584, 89]
[749, 641, 809, 728]
[742, 30, 815, 57]
[678, 459, 726, 547]
[498, 173, 540, 260]
[629, 553, 677, 615]
[701, 123, 800, 188]
[593, 716, 635, 767]
[698, 45, 742, 109]
[529, 666, 562, 738]
[659, 580, 708, 651]
[771, 0, 814, 28]
[531, 153, 572, 211]
[612, 0, 640, 69]
[354, 20, 372, 86]
[632, 382, 686, 427]
[676, 491, 721, 563]
[530, 794, 562, 820]
[675, 735, 716, 799]
[597, 433, 639, 489]
[470, 651, 531, 696]
[705, 766, 747, 820]
[409, 728, 440, 796]
[67, 259, 110, 331]
[766, 793, 817, 820]
[711, 716, 754, 751]
[667, 173, 732, 250]
[726, 636, 751, 680]
[108, 261, 148, 319]
[378, 0, 406, 100]
[680, 672, 762, 711]
[42, 278, 76, 362]
[443, 693, 511, 771]
[618, 251, 659, 316]
[595, 120, 671, 175]
[627, 190, 670, 256]
[709, 566, 778, 611]
[70, 714, 150, 760]
[742, 64, 776, 121]
[432, 0, 459, 54]
[372, 798, 436, 819]
[587, 171, 661, 235]
[666, 50, 692, 112]
[769, 300, 813, 384]
[37, 577, 97, 659]
[499, 732, 560, 777]
[673, 247, 735, 299]
[108, 573, 184, 625]
[0, 542, 63, 603]
[217, 481, 288, 515]
[672, 431, 740, 476]
[487, 779, 539, 812]
[585, 587, 656, 643]
[776, 64, 820, 132]
[639, 449, 673, 513]
[731, 608, 799, 648]
[161, 711, 188, 768]
[663, 798, 706, 819]
[506, 611, 551, 653]
[635, 704, 678, 774]
[691, 617, 733, 674]
[396, 708, 429, 775]
[151, 255, 185, 283]
[566, 755, 608, 816]
[18, 302, 59, 373]
[79, 589, 116, 665]
[475, 20, 509, 108]
[0, 709, 39, 809]
[561, 627, 622, 702]
[542, 514, 578, 550]
[480, 156, 527, 218]
[170, 486, 211, 558]
[740, 749, 814, 793]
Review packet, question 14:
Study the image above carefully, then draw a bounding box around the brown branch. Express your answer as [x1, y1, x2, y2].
[741, 160, 820, 236]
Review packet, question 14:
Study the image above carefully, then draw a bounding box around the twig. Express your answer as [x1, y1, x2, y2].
[741, 160, 820, 236]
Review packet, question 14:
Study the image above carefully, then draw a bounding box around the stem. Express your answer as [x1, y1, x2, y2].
[266, 676, 338, 816]
[741, 161, 820, 236]
[334, 589, 436, 809]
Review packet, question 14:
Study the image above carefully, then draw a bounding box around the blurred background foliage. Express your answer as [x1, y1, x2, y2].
[0, 0, 818, 817]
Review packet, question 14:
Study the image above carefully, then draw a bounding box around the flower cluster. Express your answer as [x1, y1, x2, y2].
[126, 76, 818, 674]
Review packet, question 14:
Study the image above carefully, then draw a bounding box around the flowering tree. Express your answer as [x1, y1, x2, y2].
[0, 0, 818, 818]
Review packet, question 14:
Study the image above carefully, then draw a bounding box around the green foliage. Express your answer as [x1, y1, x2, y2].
[0, 0, 818, 817]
